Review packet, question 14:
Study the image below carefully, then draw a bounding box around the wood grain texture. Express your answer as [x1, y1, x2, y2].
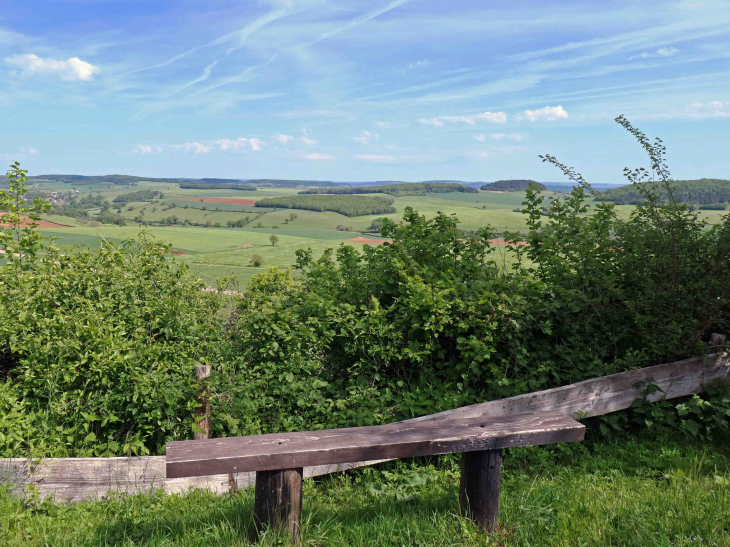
[304, 352, 729, 478]
[406, 353, 730, 424]
[253, 468, 303, 543]
[166, 413, 583, 478]
[460, 449, 502, 533]
[194, 365, 211, 441]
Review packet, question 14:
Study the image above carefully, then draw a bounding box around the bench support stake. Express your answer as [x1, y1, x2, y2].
[253, 467, 303, 543]
[460, 448, 502, 533]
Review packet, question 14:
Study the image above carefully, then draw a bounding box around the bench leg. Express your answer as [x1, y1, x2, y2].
[459, 449, 502, 533]
[253, 467, 303, 543]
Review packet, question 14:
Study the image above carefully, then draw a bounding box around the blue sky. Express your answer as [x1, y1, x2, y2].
[1, 0, 729, 183]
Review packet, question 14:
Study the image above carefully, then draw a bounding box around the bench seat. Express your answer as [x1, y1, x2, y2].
[167, 412, 583, 478]
[166, 412, 584, 540]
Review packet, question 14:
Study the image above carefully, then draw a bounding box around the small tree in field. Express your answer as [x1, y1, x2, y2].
[269, 234, 279, 246]
[250, 253, 264, 267]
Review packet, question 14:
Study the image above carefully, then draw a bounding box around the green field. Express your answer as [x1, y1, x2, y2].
[35, 181, 729, 287]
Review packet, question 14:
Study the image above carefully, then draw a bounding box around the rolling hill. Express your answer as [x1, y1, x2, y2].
[599, 178, 730, 206]
[481, 179, 547, 191]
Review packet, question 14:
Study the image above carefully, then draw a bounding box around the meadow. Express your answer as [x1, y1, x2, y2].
[30, 181, 541, 286]
[30, 179, 728, 288]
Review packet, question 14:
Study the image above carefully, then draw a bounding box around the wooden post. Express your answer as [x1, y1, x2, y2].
[193, 365, 211, 441]
[711, 333, 727, 352]
[253, 467, 303, 543]
[460, 449, 502, 533]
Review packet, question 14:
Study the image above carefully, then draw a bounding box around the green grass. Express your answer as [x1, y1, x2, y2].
[2, 431, 728, 546]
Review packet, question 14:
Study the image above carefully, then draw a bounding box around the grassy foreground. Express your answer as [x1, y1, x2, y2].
[2, 431, 729, 546]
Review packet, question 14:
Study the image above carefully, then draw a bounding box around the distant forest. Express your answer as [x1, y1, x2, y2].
[255, 195, 396, 217]
[600, 178, 730, 207]
[179, 183, 255, 190]
[112, 190, 160, 204]
[300, 182, 478, 197]
[481, 180, 547, 191]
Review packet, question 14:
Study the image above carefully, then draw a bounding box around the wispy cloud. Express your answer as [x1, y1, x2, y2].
[356, 154, 396, 162]
[274, 133, 293, 144]
[475, 134, 488, 142]
[165, 61, 218, 97]
[408, 59, 430, 69]
[419, 118, 443, 127]
[5, 54, 100, 81]
[466, 151, 489, 160]
[217, 138, 263, 151]
[420, 111, 507, 126]
[517, 105, 568, 121]
[301, 152, 334, 160]
[353, 130, 379, 144]
[133, 145, 162, 154]
[630, 47, 680, 60]
[301, 136, 317, 146]
[184, 142, 211, 154]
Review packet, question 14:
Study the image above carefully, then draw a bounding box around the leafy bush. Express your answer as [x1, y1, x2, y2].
[95, 210, 127, 226]
[250, 253, 264, 267]
[0, 236, 226, 457]
[255, 195, 396, 217]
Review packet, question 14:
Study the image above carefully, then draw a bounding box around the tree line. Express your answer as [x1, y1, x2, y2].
[255, 195, 396, 216]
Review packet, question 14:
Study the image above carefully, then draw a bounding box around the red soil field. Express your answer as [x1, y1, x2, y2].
[0, 215, 70, 229]
[179, 197, 257, 206]
[347, 237, 391, 245]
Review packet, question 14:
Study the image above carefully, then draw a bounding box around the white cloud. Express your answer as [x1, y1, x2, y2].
[686, 100, 729, 118]
[301, 152, 334, 160]
[374, 121, 395, 128]
[408, 59, 430, 69]
[467, 151, 490, 160]
[356, 154, 396, 162]
[184, 142, 211, 154]
[630, 47, 680, 60]
[274, 133, 293, 144]
[301, 136, 317, 146]
[217, 138, 263, 151]
[517, 105, 568, 122]
[490, 133, 505, 140]
[353, 130, 380, 145]
[134, 145, 153, 154]
[421, 111, 507, 126]
[474, 134, 488, 142]
[508, 133, 525, 141]
[5, 53, 100, 81]
[20, 146, 38, 155]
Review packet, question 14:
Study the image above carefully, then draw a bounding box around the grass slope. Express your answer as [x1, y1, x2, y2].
[2, 431, 728, 546]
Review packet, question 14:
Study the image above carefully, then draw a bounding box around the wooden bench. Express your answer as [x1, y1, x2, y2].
[167, 412, 584, 541]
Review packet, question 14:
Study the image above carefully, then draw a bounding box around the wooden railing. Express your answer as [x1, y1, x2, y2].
[2, 335, 727, 502]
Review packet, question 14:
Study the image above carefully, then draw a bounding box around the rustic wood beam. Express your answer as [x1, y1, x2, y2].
[253, 468, 303, 543]
[460, 449, 502, 533]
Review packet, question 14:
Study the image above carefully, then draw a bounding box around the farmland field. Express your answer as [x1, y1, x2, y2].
[30, 179, 728, 287]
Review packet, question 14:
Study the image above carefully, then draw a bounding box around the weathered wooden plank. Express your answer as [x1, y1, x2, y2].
[0, 457, 249, 502]
[193, 365, 211, 441]
[307, 352, 729, 477]
[407, 353, 730, 424]
[460, 449, 502, 533]
[166, 413, 584, 479]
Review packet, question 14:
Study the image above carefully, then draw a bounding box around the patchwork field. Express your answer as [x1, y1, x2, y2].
[27, 179, 728, 287]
